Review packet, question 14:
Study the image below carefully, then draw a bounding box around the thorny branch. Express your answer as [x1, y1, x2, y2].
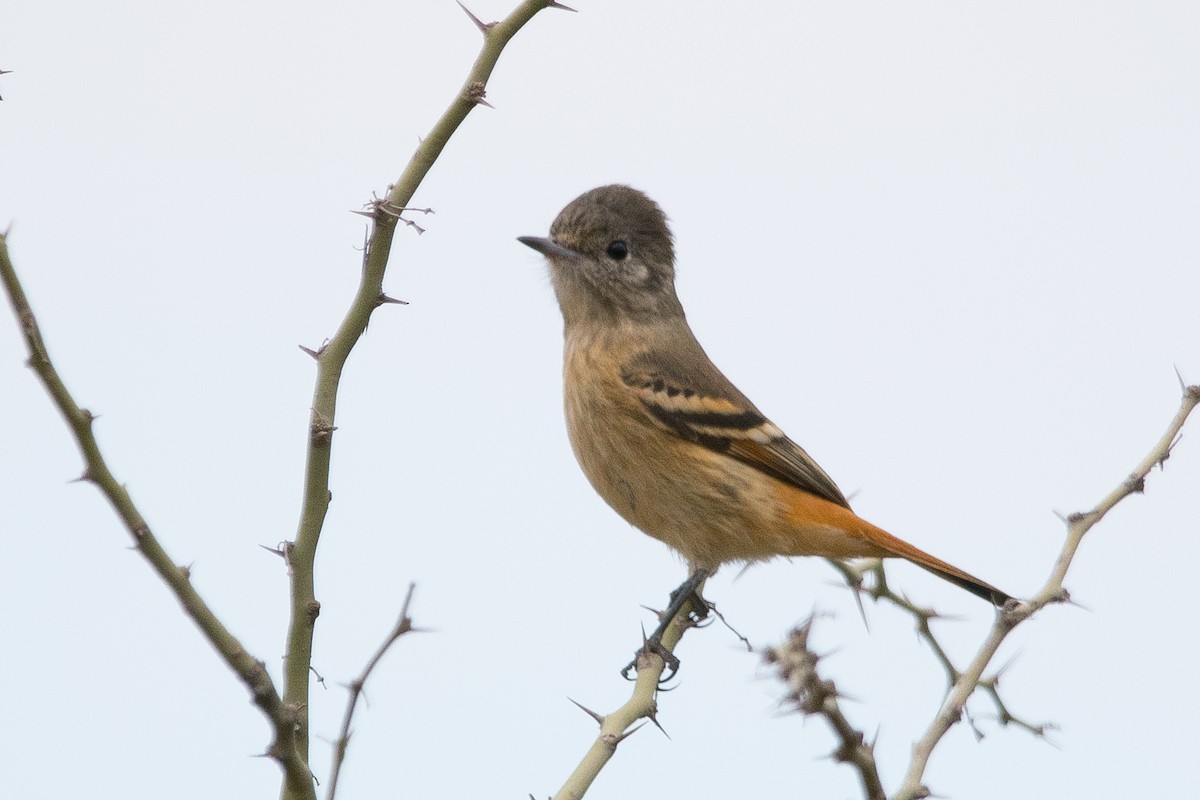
[766, 617, 886, 800]
[550, 584, 709, 800]
[325, 584, 419, 800]
[279, 2, 569, 785]
[776, 383, 1200, 799]
[0, 234, 316, 799]
[1, 4, 571, 800]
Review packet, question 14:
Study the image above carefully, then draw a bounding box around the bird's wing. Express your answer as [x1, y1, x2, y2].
[620, 347, 850, 509]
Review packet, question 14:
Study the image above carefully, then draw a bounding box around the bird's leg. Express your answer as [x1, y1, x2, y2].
[622, 568, 711, 681]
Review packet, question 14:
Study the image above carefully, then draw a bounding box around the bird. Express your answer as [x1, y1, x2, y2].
[518, 185, 1011, 617]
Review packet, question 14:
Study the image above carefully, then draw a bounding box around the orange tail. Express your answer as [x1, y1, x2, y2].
[859, 522, 1012, 605]
[782, 489, 1012, 605]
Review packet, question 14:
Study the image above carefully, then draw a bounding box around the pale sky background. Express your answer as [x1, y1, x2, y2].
[2, 2, 1198, 798]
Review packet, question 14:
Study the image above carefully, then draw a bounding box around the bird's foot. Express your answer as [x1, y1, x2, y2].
[620, 570, 711, 682]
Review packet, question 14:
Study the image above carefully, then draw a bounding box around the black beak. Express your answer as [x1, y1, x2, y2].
[517, 236, 584, 262]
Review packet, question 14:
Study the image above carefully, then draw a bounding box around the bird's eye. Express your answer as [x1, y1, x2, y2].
[606, 240, 629, 260]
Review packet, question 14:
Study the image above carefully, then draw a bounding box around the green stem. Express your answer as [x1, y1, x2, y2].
[278, 3, 566, 795]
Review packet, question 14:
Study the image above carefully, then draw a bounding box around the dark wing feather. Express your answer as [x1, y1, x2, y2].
[620, 347, 850, 508]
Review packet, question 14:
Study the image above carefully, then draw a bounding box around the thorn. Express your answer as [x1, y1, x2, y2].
[1061, 591, 1088, 612]
[612, 722, 646, 745]
[179, 562, 193, 579]
[464, 80, 493, 108]
[850, 583, 869, 630]
[830, 686, 863, 705]
[349, 209, 375, 219]
[814, 643, 845, 662]
[967, 709, 986, 742]
[301, 340, 329, 359]
[646, 708, 670, 739]
[376, 294, 409, 306]
[567, 697, 604, 725]
[311, 418, 337, 445]
[547, 1, 578, 10]
[985, 657, 1018, 684]
[69, 469, 94, 484]
[259, 543, 289, 559]
[456, 1, 496, 33]
[826, 743, 860, 764]
[1164, 432, 1183, 463]
[639, 603, 666, 623]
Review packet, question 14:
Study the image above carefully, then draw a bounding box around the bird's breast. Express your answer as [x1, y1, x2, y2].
[560, 330, 792, 567]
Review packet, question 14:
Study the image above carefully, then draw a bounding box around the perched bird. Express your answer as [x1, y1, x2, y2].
[519, 185, 1010, 607]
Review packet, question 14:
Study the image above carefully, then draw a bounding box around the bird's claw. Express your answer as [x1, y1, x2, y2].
[621, 636, 682, 682]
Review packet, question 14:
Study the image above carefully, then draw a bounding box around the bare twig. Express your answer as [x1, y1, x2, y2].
[3, 4, 566, 798]
[828, 558, 976, 692]
[326, 583, 419, 800]
[279, 1, 567, 778]
[0, 234, 316, 800]
[550, 582, 708, 800]
[812, 384, 1199, 798]
[765, 616, 886, 800]
[976, 672, 1056, 739]
[890, 383, 1200, 800]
